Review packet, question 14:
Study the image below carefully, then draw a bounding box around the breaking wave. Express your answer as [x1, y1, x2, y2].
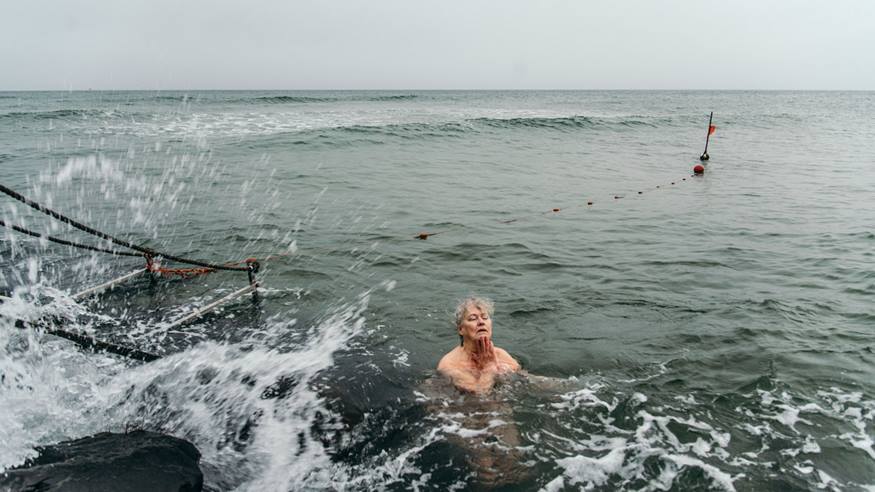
[0, 109, 125, 121]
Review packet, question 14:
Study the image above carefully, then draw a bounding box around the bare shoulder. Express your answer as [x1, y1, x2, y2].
[495, 347, 521, 371]
[437, 347, 463, 373]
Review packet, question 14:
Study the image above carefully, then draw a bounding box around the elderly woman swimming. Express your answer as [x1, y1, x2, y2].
[437, 297, 521, 393]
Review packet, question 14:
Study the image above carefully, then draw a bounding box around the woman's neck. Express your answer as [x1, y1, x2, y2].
[461, 339, 479, 357]
[462, 338, 495, 370]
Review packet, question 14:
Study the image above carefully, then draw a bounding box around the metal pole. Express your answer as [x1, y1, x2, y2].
[72, 268, 146, 300]
[7, 315, 160, 362]
[161, 284, 256, 332]
[700, 111, 713, 161]
[246, 260, 260, 302]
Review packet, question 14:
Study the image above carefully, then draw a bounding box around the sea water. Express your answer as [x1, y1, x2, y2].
[1, 90, 873, 490]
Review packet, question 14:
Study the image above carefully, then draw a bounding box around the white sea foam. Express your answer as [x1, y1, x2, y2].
[0, 279, 374, 491]
[550, 384, 613, 411]
[555, 447, 626, 489]
[543, 383, 741, 491]
[664, 454, 737, 491]
[730, 385, 875, 489]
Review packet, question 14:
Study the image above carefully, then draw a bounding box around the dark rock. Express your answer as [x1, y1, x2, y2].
[1, 430, 203, 492]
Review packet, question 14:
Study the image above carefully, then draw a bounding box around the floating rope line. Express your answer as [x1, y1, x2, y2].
[414, 172, 700, 240]
[0, 183, 249, 272]
[414, 113, 717, 240]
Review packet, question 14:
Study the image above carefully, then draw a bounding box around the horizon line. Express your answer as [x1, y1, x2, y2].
[1, 88, 873, 93]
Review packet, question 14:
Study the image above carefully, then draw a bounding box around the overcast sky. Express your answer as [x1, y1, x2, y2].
[2, 0, 873, 90]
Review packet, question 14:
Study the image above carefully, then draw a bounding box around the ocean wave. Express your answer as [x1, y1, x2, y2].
[0, 108, 124, 121]
[253, 94, 418, 104]
[472, 115, 598, 130]
[238, 120, 472, 150]
[335, 114, 662, 138]
[153, 95, 191, 102]
[473, 114, 660, 131]
[1, 103, 669, 146]
[366, 94, 418, 101]
[254, 95, 337, 104]
[238, 114, 665, 150]
[342, 120, 469, 137]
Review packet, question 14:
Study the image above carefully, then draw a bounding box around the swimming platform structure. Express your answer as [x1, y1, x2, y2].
[0, 182, 262, 362]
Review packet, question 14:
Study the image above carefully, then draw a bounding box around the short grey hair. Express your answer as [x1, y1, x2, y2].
[454, 296, 495, 328]
[454, 297, 495, 346]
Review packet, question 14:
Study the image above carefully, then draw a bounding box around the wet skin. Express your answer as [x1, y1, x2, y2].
[437, 307, 521, 393]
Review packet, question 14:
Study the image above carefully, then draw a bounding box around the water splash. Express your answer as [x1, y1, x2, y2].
[1, 283, 372, 491]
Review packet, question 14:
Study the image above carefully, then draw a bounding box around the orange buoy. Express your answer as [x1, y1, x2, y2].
[693, 164, 705, 174]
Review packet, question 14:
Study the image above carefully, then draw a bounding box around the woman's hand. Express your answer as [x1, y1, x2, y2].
[471, 337, 499, 370]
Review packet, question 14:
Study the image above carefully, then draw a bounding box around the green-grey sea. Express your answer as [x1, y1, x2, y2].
[1, 90, 874, 490]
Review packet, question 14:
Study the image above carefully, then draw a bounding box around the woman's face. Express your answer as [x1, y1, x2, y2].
[458, 305, 492, 344]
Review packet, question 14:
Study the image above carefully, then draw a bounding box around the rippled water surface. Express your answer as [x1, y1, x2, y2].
[1, 91, 874, 490]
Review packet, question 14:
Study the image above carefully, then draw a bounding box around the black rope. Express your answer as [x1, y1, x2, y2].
[8, 315, 160, 362]
[0, 218, 143, 257]
[0, 183, 248, 272]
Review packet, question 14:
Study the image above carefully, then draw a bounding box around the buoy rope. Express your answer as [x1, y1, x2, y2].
[0, 183, 249, 272]
[0, 218, 143, 257]
[414, 173, 699, 240]
[415, 113, 716, 240]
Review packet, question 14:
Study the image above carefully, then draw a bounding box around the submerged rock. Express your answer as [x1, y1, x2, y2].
[1, 430, 203, 492]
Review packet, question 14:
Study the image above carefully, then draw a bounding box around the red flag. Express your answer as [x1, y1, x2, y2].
[708, 125, 716, 136]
